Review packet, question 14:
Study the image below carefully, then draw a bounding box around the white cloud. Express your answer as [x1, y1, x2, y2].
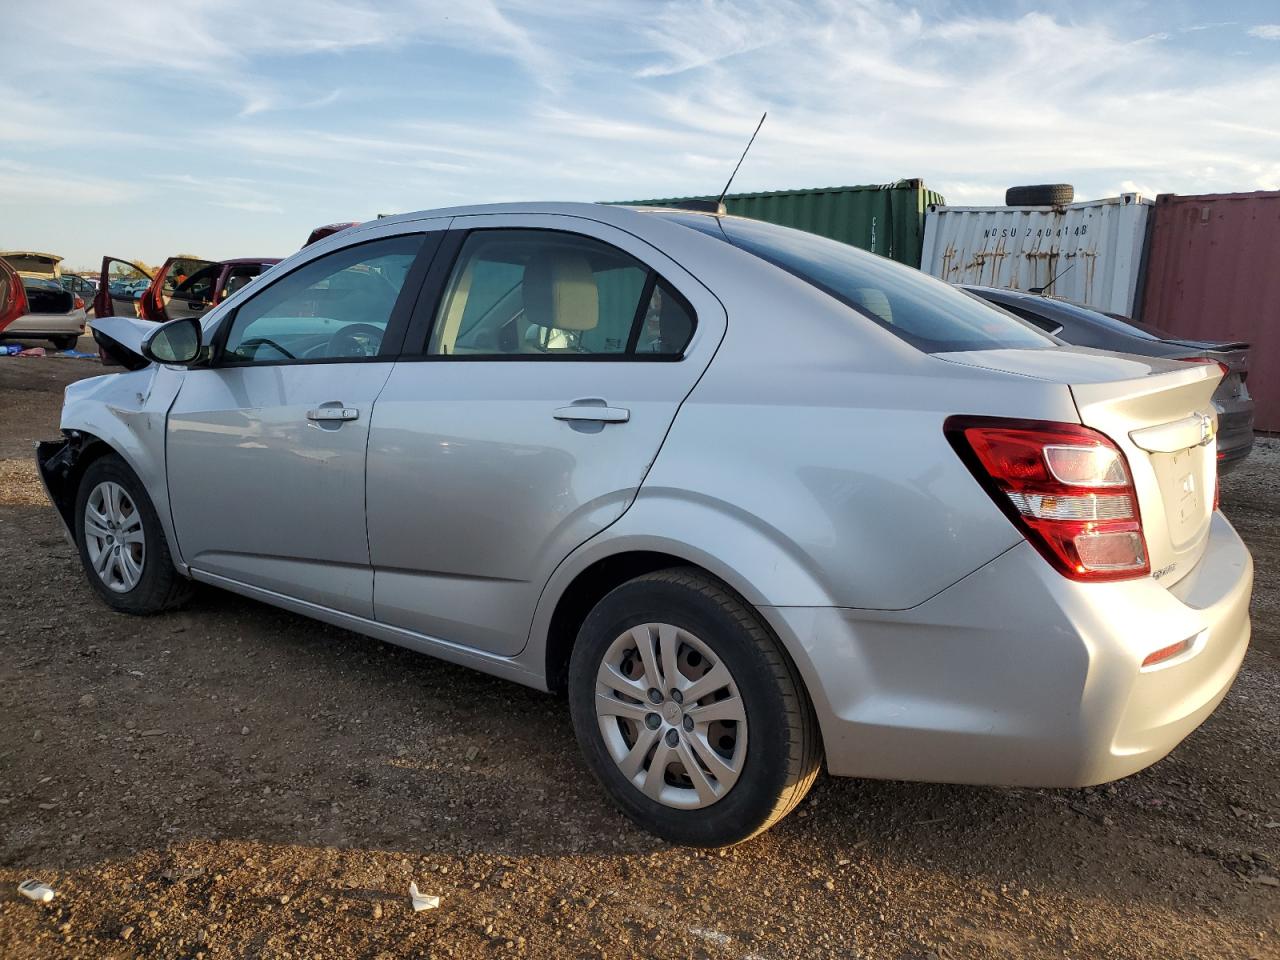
[0, 161, 143, 206]
[1248, 25, 1280, 40]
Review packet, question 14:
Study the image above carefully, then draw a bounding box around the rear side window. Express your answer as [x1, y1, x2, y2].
[663, 213, 1054, 353]
[427, 229, 694, 358]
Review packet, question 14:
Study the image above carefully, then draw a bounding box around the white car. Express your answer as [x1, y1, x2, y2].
[0, 251, 88, 350]
[40, 203, 1253, 845]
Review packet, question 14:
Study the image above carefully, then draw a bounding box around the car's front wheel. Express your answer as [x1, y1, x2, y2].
[568, 568, 822, 846]
[75, 455, 192, 614]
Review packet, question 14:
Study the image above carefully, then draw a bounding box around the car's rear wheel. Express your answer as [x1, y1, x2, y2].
[568, 568, 821, 846]
[51, 335, 79, 351]
[75, 455, 192, 614]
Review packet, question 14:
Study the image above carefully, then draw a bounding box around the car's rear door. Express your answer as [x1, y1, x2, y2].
[165, 227, 444, 616]
[95, 257, 153, 318]
[365, 213, 726, 656]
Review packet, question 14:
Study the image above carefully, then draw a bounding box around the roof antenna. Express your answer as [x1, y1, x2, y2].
[669, 113, 766, 215]
[715, 112, 767, 213]
[1029, 260, 1073, 295]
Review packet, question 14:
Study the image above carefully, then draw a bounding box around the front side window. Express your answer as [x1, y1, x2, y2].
[173, 264, 219, 305]
[661, 213, 1055, 354]
[162, 258, 215, 295]
[222, 235, 422, 364]
[427, 229, 693, 358]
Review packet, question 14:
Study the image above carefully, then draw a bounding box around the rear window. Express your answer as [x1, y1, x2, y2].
[1047, 299, 1165, 341]
[660, 213, 1054, 353]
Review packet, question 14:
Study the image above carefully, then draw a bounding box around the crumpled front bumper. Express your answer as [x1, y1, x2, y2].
[35, 437, 79, 543]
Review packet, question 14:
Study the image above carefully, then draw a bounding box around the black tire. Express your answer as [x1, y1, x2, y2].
[74, 454, 192, 614]
[1005, 183, 1074, 206]
[51, 335, 80, 351]
[568, 568, 822, 846]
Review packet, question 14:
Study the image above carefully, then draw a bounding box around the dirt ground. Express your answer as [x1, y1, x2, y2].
[0, 353, 1276, 960]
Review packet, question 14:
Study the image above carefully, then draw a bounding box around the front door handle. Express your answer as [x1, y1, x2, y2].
[307, 406, 359, 422]
[554, 404, 630, 424]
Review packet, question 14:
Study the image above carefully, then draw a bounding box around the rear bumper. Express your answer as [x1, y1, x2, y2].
[1, 311, 87, 337]
[1215, 402, 1254, 474]
[764, 510, 1252, 787]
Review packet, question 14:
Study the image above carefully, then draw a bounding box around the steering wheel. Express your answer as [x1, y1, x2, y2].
[238, 336, 296, 360]
[327, 323, 384, 358]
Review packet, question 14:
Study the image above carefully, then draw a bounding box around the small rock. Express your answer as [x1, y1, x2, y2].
[279, 894, 290, 904]
[32, 730, 43, 743]
[78, 694, 97, 710]
[372, 903, 383, 920]
[823, 879, 836, 891]
[241, 726, 250, 736]
[465, 746, 480, 762]
[120, 925, 135, 941]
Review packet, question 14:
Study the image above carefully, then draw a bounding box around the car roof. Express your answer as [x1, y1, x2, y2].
[362, 200, 691, 228]
[221, 257, 282, 266]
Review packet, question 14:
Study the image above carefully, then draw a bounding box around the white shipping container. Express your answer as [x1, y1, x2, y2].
[921, 194, 1152, 316]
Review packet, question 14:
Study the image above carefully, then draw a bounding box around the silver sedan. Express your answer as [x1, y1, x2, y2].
[40, 202, 1253, 846]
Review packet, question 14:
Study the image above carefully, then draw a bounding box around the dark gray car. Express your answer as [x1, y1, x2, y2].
[965, 286, 1254, 472]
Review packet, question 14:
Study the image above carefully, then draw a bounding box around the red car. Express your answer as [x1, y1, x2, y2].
[94, 256, 282, 322]
[0, 257, 26, 333]
[303, 221, 361, 246]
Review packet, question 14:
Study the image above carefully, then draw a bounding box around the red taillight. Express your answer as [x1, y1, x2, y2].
[946, 417, 1150, 583]
[73, 295, 85, 310]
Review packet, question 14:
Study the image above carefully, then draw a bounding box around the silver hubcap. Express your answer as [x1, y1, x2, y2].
[595, 623, 747, 810]
[84, 481, 145, 593]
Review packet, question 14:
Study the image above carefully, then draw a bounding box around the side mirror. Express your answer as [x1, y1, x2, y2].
[142, 317, 202, 365]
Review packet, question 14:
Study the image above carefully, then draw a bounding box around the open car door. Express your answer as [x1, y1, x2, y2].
[0, 257, 29, 333]
[139, 256, 217, 323]
[95, 257, 153, 319]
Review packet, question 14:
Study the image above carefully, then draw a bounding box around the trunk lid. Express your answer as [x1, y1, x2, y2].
[939, 346, 1221, 588]
[0, 251, 62, 280]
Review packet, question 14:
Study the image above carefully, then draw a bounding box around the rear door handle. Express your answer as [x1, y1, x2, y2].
[554, 404, 630, 424]
[307, 406, 359, 422]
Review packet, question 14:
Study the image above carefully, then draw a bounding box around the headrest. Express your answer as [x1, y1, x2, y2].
[523, 252, 598, 331]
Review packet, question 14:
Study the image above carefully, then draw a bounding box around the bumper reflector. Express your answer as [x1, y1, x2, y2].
[1142, 636, 1194, 669]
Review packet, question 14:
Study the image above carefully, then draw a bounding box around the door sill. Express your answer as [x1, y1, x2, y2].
[189, 569, 548, 691]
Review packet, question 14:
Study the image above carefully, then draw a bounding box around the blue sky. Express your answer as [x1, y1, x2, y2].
[2, 0, 1278, 269]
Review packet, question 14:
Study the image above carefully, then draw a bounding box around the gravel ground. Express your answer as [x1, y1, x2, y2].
[0, 357, 1276, 959]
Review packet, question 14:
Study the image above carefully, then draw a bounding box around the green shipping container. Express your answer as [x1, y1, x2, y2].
[615, 179, 945, 267]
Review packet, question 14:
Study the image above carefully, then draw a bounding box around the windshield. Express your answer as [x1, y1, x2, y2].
[658, 212, 1054, 353]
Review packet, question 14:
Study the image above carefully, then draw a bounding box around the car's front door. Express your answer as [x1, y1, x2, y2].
[94, 257, 152, 318]
[0, 257, 25, 333]
[365, 214, 726, 656]
[165, 230, 442, 616]
[139, 257, 217, 322]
